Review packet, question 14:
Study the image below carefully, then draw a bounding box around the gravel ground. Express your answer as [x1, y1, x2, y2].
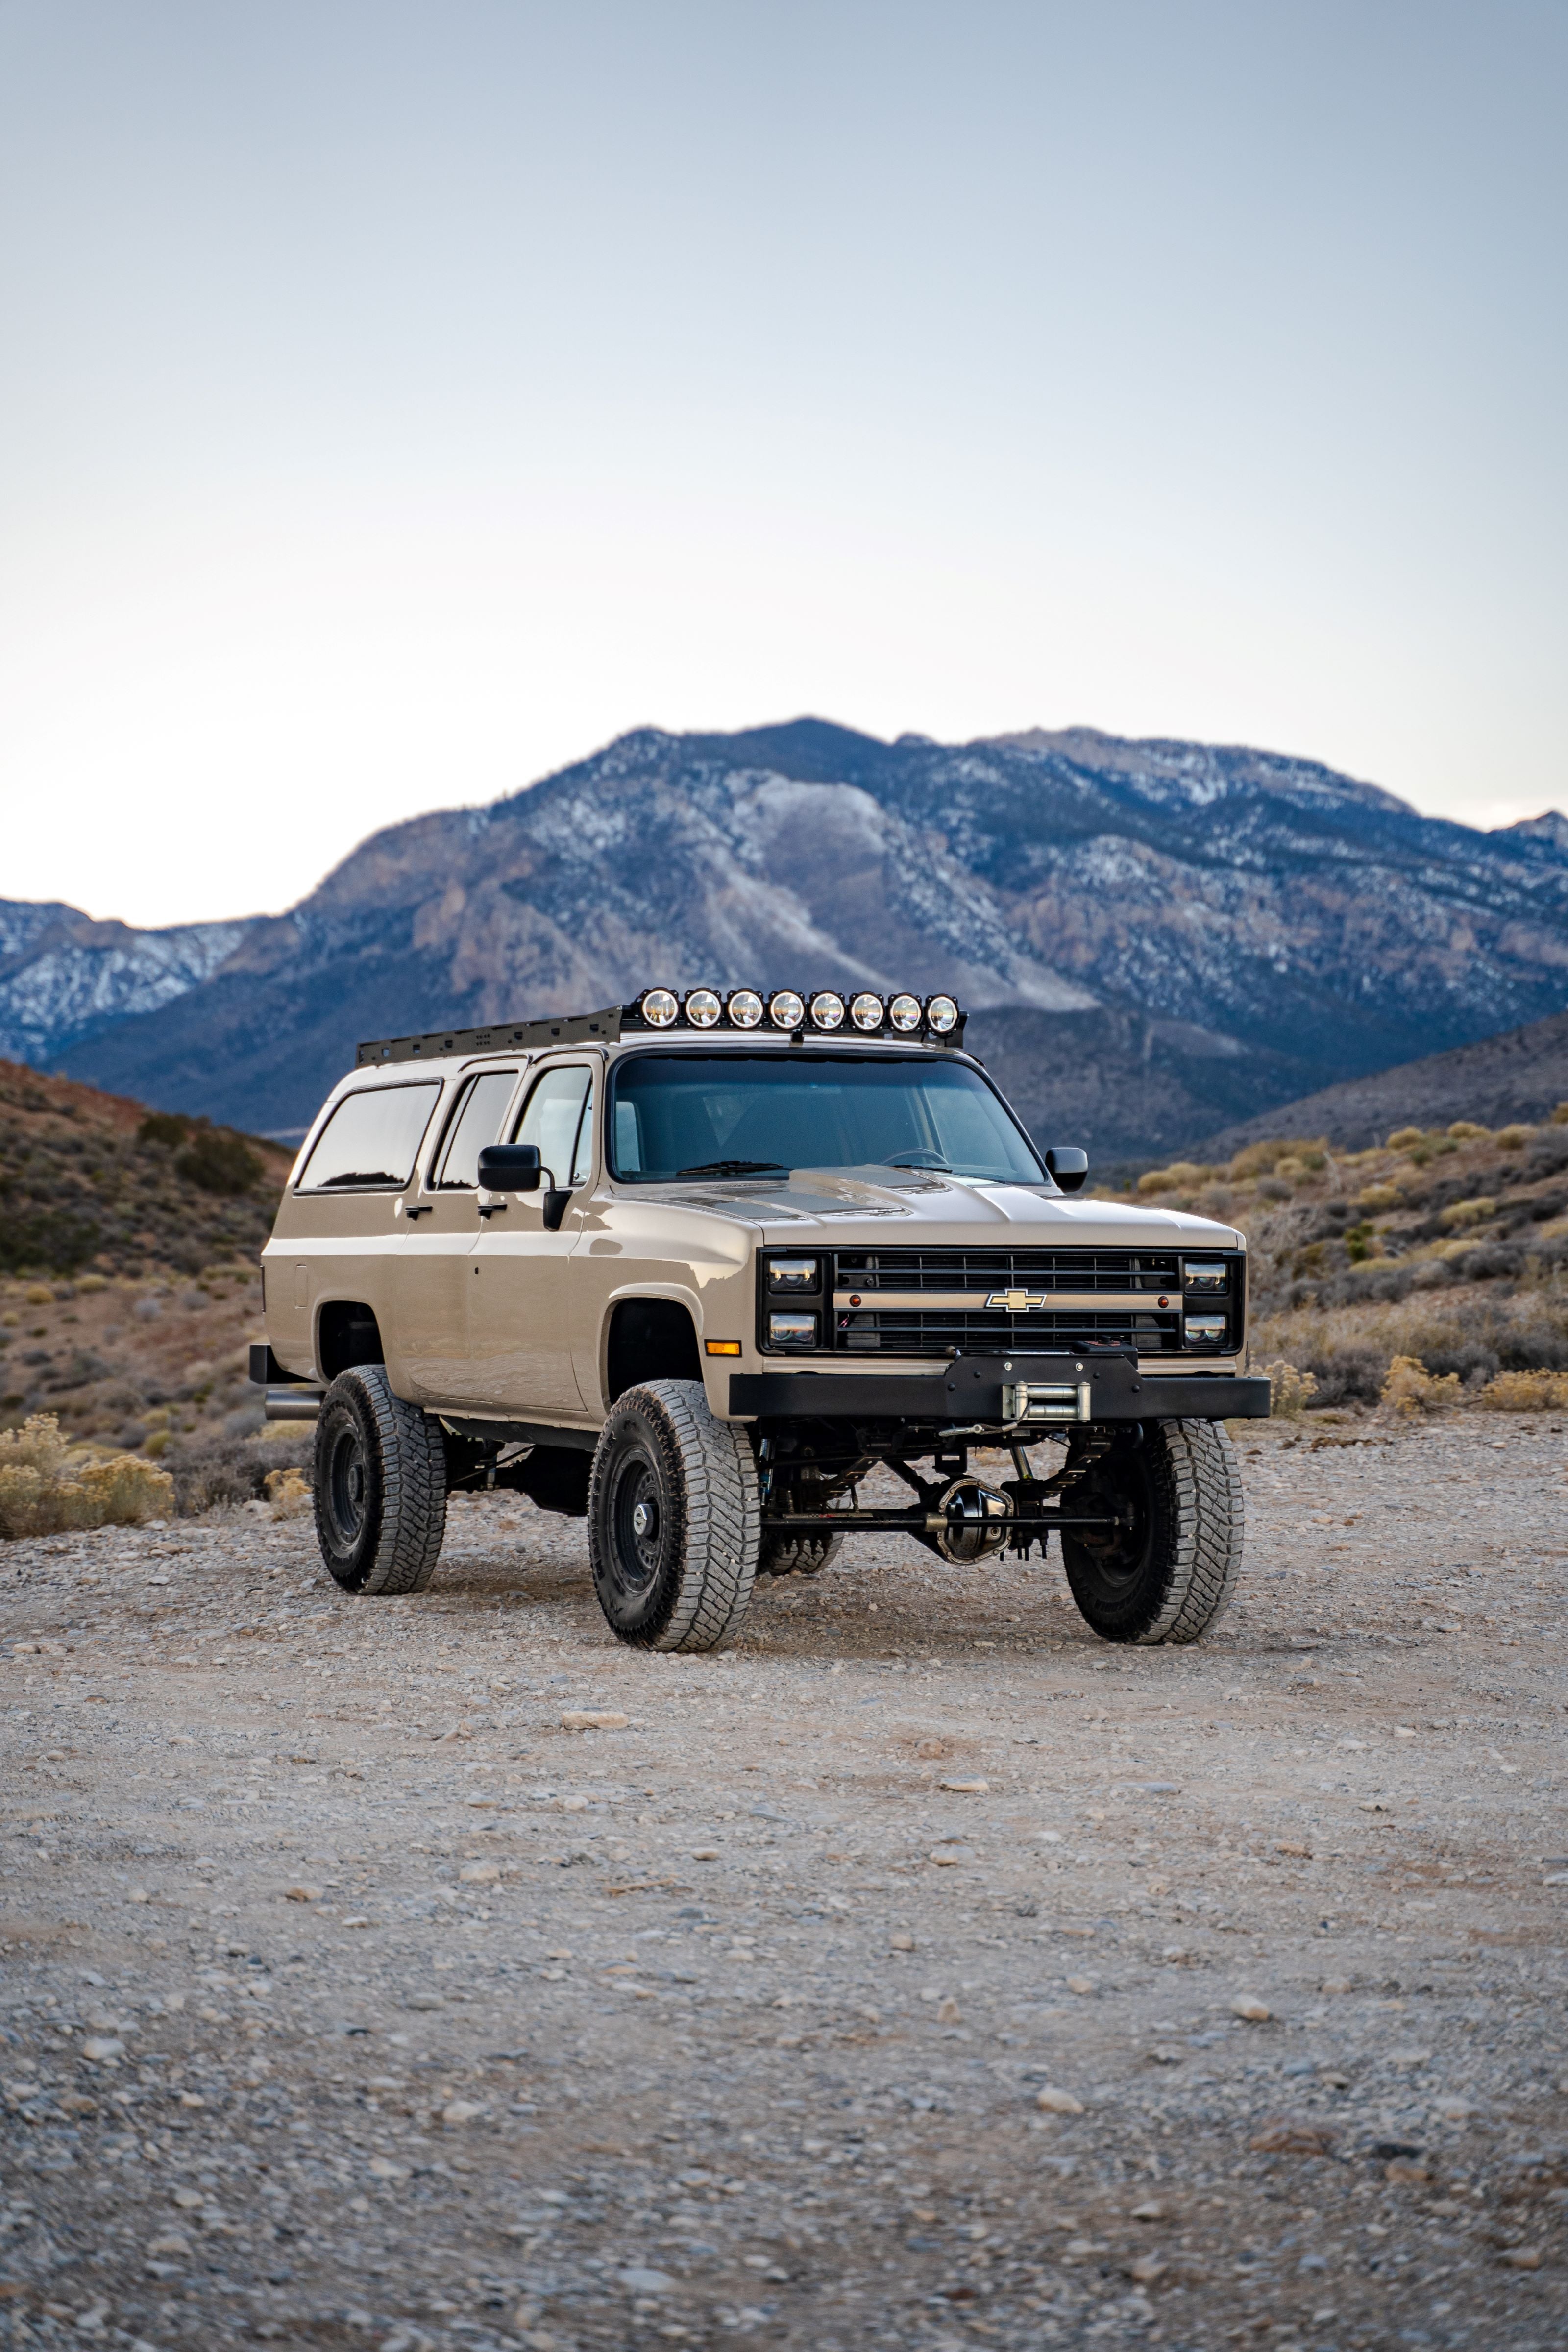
[2, 1408, 1567, 2352]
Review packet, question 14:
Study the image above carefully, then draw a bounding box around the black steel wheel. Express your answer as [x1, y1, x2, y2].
[312, 1366, 447, 1596]
[588, 1380, 760, 1651]
[1059, 1419, 1244, 1644]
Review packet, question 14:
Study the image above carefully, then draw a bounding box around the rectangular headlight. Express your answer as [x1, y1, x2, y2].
[1184, 1312, 1228, 1347]
[1183, 1260, 1229, 1292]
[768, 1312, 819, 1348]
[767, 1258, 820, 1294]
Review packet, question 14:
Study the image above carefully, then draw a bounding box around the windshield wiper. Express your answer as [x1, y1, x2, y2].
[882, 1151, 952, 1171]
[675, 1159, 788, 1179]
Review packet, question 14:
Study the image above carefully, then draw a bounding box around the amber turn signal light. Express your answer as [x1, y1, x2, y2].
[704, 1339, 742, 1356]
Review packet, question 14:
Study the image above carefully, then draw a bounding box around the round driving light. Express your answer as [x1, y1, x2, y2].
[641, 987, 679, 1028]
[888, 992, 922, 1032]
[850, 992, 884, 1031]
[769, 989, 805, 1030]
[926, 993, 958, 1034]
[726, 988, 763, 1029]
[810, 991, 845, 1030]
[685, 987, 721, 1028]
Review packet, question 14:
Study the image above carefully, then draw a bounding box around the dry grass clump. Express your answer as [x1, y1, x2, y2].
[1438, 1196, 1495, 1228]
[1479, 1369, 1568, 1411]
[1381, 1355, 1462, 1414]
[1137, 1158, 1213, 1196]
[1262, 1360, 1319, 1417]
[0, 1414, 174, 1538]
[264, 1466, 313, 1519]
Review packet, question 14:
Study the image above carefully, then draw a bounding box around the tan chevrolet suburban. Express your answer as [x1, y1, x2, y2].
[253, 986, 1268, 1651]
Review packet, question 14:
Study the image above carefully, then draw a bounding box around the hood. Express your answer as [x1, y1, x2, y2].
[636, 1166, 1243, 1250]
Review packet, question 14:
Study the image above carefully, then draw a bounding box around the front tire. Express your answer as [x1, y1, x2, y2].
[1060, 1420, 1243, 1644]
[588, 1380, 760, 1650]
[313, 1367, 447, 1596]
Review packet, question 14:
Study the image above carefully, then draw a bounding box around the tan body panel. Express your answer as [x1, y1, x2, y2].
[263, 1038, 1247, 1424]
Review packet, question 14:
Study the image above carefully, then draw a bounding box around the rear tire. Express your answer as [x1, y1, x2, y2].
[758, 1529, 844, 1578]
[588, 1380, 760, 1651]
[1059, 1419, 1243, 1645]
[313, 1367, 447, 1596]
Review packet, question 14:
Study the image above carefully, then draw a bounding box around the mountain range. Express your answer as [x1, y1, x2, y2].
[4, 717, 1567, 1157]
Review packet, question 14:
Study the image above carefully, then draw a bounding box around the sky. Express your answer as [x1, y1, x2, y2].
[1, 0, 1565, 931]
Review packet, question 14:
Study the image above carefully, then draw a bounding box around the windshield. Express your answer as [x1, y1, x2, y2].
[608, 1052, 1045, 1186]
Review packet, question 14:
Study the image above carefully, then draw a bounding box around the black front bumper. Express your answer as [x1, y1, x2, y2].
[729, 1350, 1270, 1424]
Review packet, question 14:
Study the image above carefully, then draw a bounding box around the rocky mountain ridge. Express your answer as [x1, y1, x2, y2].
[5, 717, 1567, 1148]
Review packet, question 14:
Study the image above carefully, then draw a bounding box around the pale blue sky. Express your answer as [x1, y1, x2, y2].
[2, 0, 1564, 926]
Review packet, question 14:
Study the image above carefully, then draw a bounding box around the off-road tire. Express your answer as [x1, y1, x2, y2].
[1059, 1419, 1243, 1645]
[758, 1529, 844, 1579]
[313, 1367, 447, 1596]
[588, 1380, 760, 1651]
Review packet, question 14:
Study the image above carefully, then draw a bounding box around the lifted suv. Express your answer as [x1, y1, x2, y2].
[254, 987, 1268, 1650]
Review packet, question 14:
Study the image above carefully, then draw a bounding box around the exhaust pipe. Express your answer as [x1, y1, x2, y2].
[265, 1386, 324, 1422]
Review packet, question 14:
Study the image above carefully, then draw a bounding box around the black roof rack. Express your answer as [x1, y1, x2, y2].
[357, 1006, 624, 1067]
[358, 989, 966, 1066]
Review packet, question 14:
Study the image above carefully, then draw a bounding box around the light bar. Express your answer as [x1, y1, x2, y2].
[623, 988, 966, 1043]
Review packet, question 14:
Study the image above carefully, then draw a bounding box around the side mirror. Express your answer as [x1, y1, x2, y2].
[477, 1143, 542, 1193]
[1045, 1145, 1089, 1194]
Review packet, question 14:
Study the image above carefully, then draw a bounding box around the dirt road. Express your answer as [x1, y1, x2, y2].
[2, 1410, 1566, 2351]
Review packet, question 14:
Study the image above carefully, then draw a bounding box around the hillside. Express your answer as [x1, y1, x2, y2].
[0, 1060, 292, 1281]
[0, 1063, 297, 1491]
[4, 717, 1566, 1144]
[1109, 1107, 1568, 1405]
[1186, 1005, 1568, 1161]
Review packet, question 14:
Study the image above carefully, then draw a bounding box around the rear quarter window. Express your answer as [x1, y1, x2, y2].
[296, 1082, 443, 1191]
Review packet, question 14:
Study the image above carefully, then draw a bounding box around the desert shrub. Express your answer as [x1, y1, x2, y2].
[1229, 1140, 1296, 1180]
[1480, 1369, 1568, 1411]
[1447, 1121, 1490, 1142]
[1262, 1360, 1318, 1417]
[1495, 1124, 1534, 1151]
[0, 1208, 102, 1277]
[164, 1430, 311, 1515]
[175, 1128, 263, 1197]
[1255, 1176, 1293, 1202]
[1308, 1345, 1390, 1403]
[1527, 1131, 1568, 1179]
[1137, 1160, 1211, 1196]
[1553, 1102, 1568, 1126]
[1448, 1241, 1526, 1283]
[1387, 1126, 1425, 1151]
[138, 1111, 190, 1148]
[264, 1466, 313, 1519]
[1357, 1183, 1400, 1212]
[0, 1415, 173, 1538]
[76, 1273, 108, 1294]
[1438, 1196, 1495, 1228]
[1323, 1263, 1416, 1307]
[1381, 1355, 1462, 1414]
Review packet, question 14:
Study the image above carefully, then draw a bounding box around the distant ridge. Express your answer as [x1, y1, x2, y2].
[1190, 1007, 1568, 1159]
[1, 716, 1565, 1149]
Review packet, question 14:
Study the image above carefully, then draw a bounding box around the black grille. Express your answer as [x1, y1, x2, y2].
[835, 1305, 1182, 1353]
[823, 1247, 1234, 1357]
[834, 1249, 1181, 1294]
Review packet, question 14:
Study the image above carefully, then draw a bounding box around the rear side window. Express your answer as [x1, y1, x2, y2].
[297, 1082, 441, 1190]
[431, 1069, 519, 1189]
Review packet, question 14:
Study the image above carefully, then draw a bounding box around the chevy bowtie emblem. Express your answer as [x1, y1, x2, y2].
[988, 1288, 1046, 1312]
